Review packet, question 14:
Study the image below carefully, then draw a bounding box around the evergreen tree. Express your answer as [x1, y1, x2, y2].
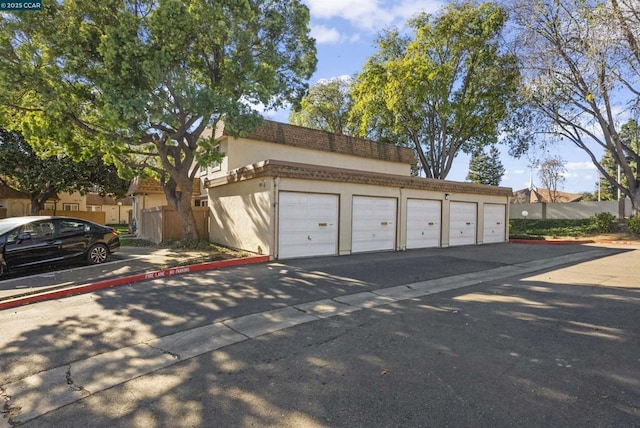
[594, 119, 639, 200]
[467, 145, 505, 186]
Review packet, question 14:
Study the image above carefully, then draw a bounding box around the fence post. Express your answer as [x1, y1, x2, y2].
[618, 198, 625, 220]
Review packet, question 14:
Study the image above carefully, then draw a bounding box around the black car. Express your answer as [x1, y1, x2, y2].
[0, 216, 120, 276]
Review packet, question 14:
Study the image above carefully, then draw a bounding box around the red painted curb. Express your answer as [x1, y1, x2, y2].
[0, 255, 270, 311]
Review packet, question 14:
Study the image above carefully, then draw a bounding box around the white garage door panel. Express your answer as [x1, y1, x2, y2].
[449, 202, 477, 246]
[483, 204, 506, 243]
[406, 199, 441, 249]
[278, 192, 338, 259]
[352, 196, 396, 253]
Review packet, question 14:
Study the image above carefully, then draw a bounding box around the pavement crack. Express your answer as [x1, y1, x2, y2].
[65, 366, 91, 396]
[222, 322, 250, 339]
[291, 305, 321, 318]
[330, 297, 353, 306]
[145, 344, 181, 360]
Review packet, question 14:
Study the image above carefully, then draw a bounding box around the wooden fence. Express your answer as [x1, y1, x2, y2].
[140, 206, 209, 244]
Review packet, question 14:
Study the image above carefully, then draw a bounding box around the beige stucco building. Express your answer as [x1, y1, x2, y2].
[203, 120, 512, 259]
[0, 185, 131, 224]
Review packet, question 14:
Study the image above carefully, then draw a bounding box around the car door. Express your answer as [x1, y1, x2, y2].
[3, 220, 61, 269]
[54, 218, 90, 259]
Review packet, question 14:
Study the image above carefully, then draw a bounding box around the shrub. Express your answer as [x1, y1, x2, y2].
[591, 212, 617, 233]
[627, 216, 640, 236]
[509, 218, 595, 237]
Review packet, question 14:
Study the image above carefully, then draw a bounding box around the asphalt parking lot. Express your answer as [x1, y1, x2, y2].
[1, 242, 639, 427]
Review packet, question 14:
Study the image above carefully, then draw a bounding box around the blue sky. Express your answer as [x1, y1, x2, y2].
[266, 0, 601, 194]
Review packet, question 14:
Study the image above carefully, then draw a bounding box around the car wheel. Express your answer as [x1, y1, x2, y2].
[87, 244, 109, 265]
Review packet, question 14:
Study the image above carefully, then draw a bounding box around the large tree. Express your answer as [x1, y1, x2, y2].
[0, 0, 316, 240]
[289, 77, 355, 135]
[466, 144, 505, 185]
[0, 128, 130, 215]
[511, 0, 640, 215]
[349, 1, 523, 179]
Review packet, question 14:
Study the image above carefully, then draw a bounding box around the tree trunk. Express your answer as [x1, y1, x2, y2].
[29, 200, 40, 215]
[176, 189, 199, 242]
[163, 177, 199, 242]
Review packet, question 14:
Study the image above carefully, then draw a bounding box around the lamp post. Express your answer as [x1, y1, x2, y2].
[521, 210, 529, 236]
[117, 201, 122, 224]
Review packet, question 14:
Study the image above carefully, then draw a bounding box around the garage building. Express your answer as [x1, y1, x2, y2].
[204, 121, 512, 259]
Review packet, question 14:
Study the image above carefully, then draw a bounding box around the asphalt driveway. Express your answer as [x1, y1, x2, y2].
[1, 242, 639, 427]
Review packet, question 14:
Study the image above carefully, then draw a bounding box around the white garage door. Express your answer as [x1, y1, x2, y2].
[352, 196, 396, 253]
[449, 202, 477, 246]
[483, 204, 506, 243]
[278, 192, 339, 259]
[406, 199, 441, 249]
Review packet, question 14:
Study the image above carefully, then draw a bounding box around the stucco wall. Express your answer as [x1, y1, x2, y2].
[208, 179, 272, 255]
[210, 137, 411, 179]
[510, 200, 632, 219]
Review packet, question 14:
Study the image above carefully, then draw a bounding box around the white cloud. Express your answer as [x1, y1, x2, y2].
[304, 0, 443, 32]
[565, 161, 596, 170]
[310, 25, 342, 44]
[317, 75, 353, 84]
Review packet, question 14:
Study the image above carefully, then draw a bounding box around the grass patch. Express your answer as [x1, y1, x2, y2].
[108, 224, 130, 235]
[119, 237, 156, 247]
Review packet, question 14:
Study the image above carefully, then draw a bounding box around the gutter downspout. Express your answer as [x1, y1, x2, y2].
[272, 176, 280, 260]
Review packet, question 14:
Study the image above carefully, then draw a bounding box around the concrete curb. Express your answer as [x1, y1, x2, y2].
[510, 238, 640, 245]
[0, 255, 270, 311]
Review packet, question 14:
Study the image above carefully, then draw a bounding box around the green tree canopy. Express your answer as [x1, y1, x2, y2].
[349, 1, 523, 179]
[0, 128, 130, 215]
[289, 77, 355, 135]
[466, 145, 504, 186]
[0, 0, 317, 240]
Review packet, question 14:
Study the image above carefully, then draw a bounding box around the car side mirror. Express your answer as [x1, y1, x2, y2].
[17, 232, 31, 241]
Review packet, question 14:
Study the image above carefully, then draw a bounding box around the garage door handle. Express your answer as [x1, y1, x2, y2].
[428, 222, 435, 226]
[318, 223, 327, 227]
[496, 222, 501, 225]
[381, 222, 389, 226]
[466, 222, 472, 225]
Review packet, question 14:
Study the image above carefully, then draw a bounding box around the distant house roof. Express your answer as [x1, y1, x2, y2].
[127, 177, 164, 195]
[0, 184, 27, 199]
[511, 188, 583, 204]
[86, 193, 132, 206]
[128, 177, 201, 197]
